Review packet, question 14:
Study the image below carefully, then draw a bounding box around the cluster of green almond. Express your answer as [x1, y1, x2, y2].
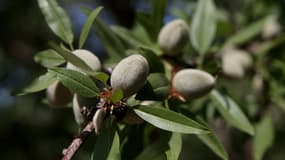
[46, 49, 149, 133]
[45, 19, 220, 133]
[158, 19, 216, 99]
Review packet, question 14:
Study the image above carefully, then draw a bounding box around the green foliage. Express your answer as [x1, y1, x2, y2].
[83, 11, 127, 62]
[14, 72, 56, 96]
[92, 126, 121, 160]
[110, 88, 124, 103]
[34, 49, 65, 67]
[210, 90, 255, 135]
[49, 43, 92, 71]
[197, 118, 228, 160]
[37, 0, 74, 46]
[253, 115, 274, 160]
[48, 68, 100, 97]
[136, 47, 165, 73]
[165, 133, 182, 160]
[190, 0, 216, 54]
[16, 0, 285, 159]
[79, 7, 103, 49]
[137, 0, 167, 42]
[111, 26, 148, 49]
[134, 105, 209, 134]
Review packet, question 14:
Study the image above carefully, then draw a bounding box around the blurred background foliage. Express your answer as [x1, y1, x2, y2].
[1, 0, 285, 159]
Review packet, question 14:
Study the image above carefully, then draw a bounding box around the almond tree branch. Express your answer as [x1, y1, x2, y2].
[61, 122, 94, 160]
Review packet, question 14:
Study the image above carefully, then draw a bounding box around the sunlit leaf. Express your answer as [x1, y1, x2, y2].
[110, 88, 123, 103]
[165, 133, 182, 160]
[191, 0, 216, 54]
[79, 6, 103, 48]
[13, 72, 56, 96]
[134, 105, 209, 134]
[38, 0, 74, 45]
[210, 90, 255, 135]
[48, 67, 99, 97]
[88, 71, 109, 85]
[34, 49, 65, 67]
[253, 115, 274, 160]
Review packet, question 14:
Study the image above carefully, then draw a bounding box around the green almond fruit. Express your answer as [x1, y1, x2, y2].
[223, 48, 252, 69]
[222, 57, 245, 79]
[173, 69, 215, 99]
[262, 15, 281, 39]
[111, 54, 149, 97]
[46, 80, 72, 108]
[66, 49, 101, 73]
[92, 108, 106, 134]
[221, 47, 252, 79]
[158, 19, 189, 55]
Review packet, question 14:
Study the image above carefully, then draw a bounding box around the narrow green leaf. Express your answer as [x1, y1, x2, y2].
[92, 128, 121, 160]
[79, 6, 103, 48]
[210, 90, 255, 135]
[165, 133, 182, 160]
[111, 25, 146, 48]
[136, 0, 166, 42]
[171, 8, 191, 24]
[34, 49, 65, 67]
[48, 68, 99, 97]
[110, 88, 123, 103]
[80, 8, 126, 62]
[49, 42, 92, 71]
[191, 0, 216, 54]
[225, 17, 267, 46]
[136, 12, 153, 42]
[88, 71, 109, 85]
[94, 19, 126, 59]
[197, 118, 228, 160]
[151, 0, 167, 40]
[132, 23, 154, 45]
[134, 105, 209, 134]
[198, 133, 228, 160]
[38, 0, 74, 45]
[253, 115, 274, 160]
[14, 72, 56, 96]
